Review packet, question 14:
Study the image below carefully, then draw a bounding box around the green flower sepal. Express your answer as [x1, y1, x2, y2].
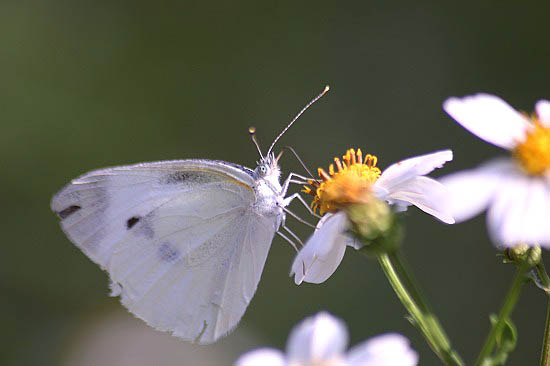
[345, 200, 403, 256]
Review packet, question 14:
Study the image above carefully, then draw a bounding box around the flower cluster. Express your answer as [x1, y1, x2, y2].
[289, 94, 550, 289]
[235, 312, 418, 366]
[236, 93, 550, 366]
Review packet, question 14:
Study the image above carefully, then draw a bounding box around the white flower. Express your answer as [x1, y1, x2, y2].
[292, 149, 454, 285]
[234, 312, 418, 366]
[440, 94, 550, 247]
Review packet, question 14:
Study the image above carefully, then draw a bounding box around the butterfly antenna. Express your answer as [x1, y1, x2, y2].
[266, 85, 330, 157]
[248, 127, 264, 159]
[277, 146, 316, 179]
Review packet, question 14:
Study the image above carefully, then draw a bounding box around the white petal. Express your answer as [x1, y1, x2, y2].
[536, 100, 550, 127]
[443, 94, 530, 149]
[376, 150, 453, 192]
[346, 333, 418, 366]
[486, 175, 526, 247]
[286, 312, 348, 363]
[384, 176, 455, 224]
[290, 212, 348, 285]
[522, 179, 550, 247]
[234, 348, 285, 366]
[487, 173, 550, 247]
[439, 159, 514, 223]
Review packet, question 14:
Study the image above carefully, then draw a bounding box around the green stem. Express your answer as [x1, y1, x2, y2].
[389, 252, 433, 314]
[537, 259, 550, 366]
[389, 252, 460, 359]
[540, 297, 550, 366]
[377, 253, 464, 366]
[475, 263, 530, 366]
[535, 261, 550, 293]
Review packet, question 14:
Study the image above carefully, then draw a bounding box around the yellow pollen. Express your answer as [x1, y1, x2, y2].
[514, 117, 550, 175]
[302, 148, 382, 215]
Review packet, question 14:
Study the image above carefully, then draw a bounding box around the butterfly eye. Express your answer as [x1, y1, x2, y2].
[259, 165, 269, 176]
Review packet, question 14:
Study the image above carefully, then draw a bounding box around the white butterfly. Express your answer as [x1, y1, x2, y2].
[50, 87, 328, 344]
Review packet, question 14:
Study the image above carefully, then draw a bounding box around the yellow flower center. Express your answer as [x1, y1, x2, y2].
[514, 117, 550, 175]
[303, 148, 381, 215]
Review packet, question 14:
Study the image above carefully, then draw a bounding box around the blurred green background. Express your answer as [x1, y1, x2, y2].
[2, 1, 549, 365]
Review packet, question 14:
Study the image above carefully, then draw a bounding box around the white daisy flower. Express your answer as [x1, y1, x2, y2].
[292, 148, 454, 285]
[441, 94, 550, 247]
[234, 311, 418, 366]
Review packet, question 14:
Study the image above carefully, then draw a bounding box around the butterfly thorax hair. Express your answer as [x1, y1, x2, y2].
[252, 153, 284, 219]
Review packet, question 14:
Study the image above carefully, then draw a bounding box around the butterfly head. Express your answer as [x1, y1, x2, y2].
[255, 153, 281, 181]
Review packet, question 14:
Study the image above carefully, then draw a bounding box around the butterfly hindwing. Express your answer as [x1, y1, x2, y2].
[114, 208, 276, 343]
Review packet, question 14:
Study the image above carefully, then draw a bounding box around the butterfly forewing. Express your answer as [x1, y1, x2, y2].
[51, 159, 277, 344]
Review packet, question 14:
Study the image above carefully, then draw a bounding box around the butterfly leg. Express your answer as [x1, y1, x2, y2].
[277, 211, 308, 251]
[289, 179, 308, 184]
[280, 172, 313, 197]
[283, 207, 316, 228]
[281, 223, 304, 247]
[282, 193, 322, 219]
[276, 231, 300, 252]
[286, 172, 311, 182]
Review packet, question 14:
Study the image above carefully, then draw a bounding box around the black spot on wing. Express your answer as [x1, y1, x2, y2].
[126, 216, 140, 229]
[161, 161, 255, 185]
[158, 243, 180, 262]
[57, 205, 81, 219]
[161, 171, 218, 185]
[126, 214, 155, 239]
[163, 171, 194, 184]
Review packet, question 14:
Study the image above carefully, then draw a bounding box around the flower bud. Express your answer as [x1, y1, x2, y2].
[345, 196, 402, 255]
[504, 244, 541, 267]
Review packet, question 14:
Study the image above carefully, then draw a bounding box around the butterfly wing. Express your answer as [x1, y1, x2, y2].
[51, 160, 278, 344]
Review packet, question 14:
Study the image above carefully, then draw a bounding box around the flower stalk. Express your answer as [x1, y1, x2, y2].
[348, 199, 463, 365]
[475, 260, 531, 366]
[541, 298, 550, 366]
[536, 257, 550, 366]
[375, 252, 464, 366]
